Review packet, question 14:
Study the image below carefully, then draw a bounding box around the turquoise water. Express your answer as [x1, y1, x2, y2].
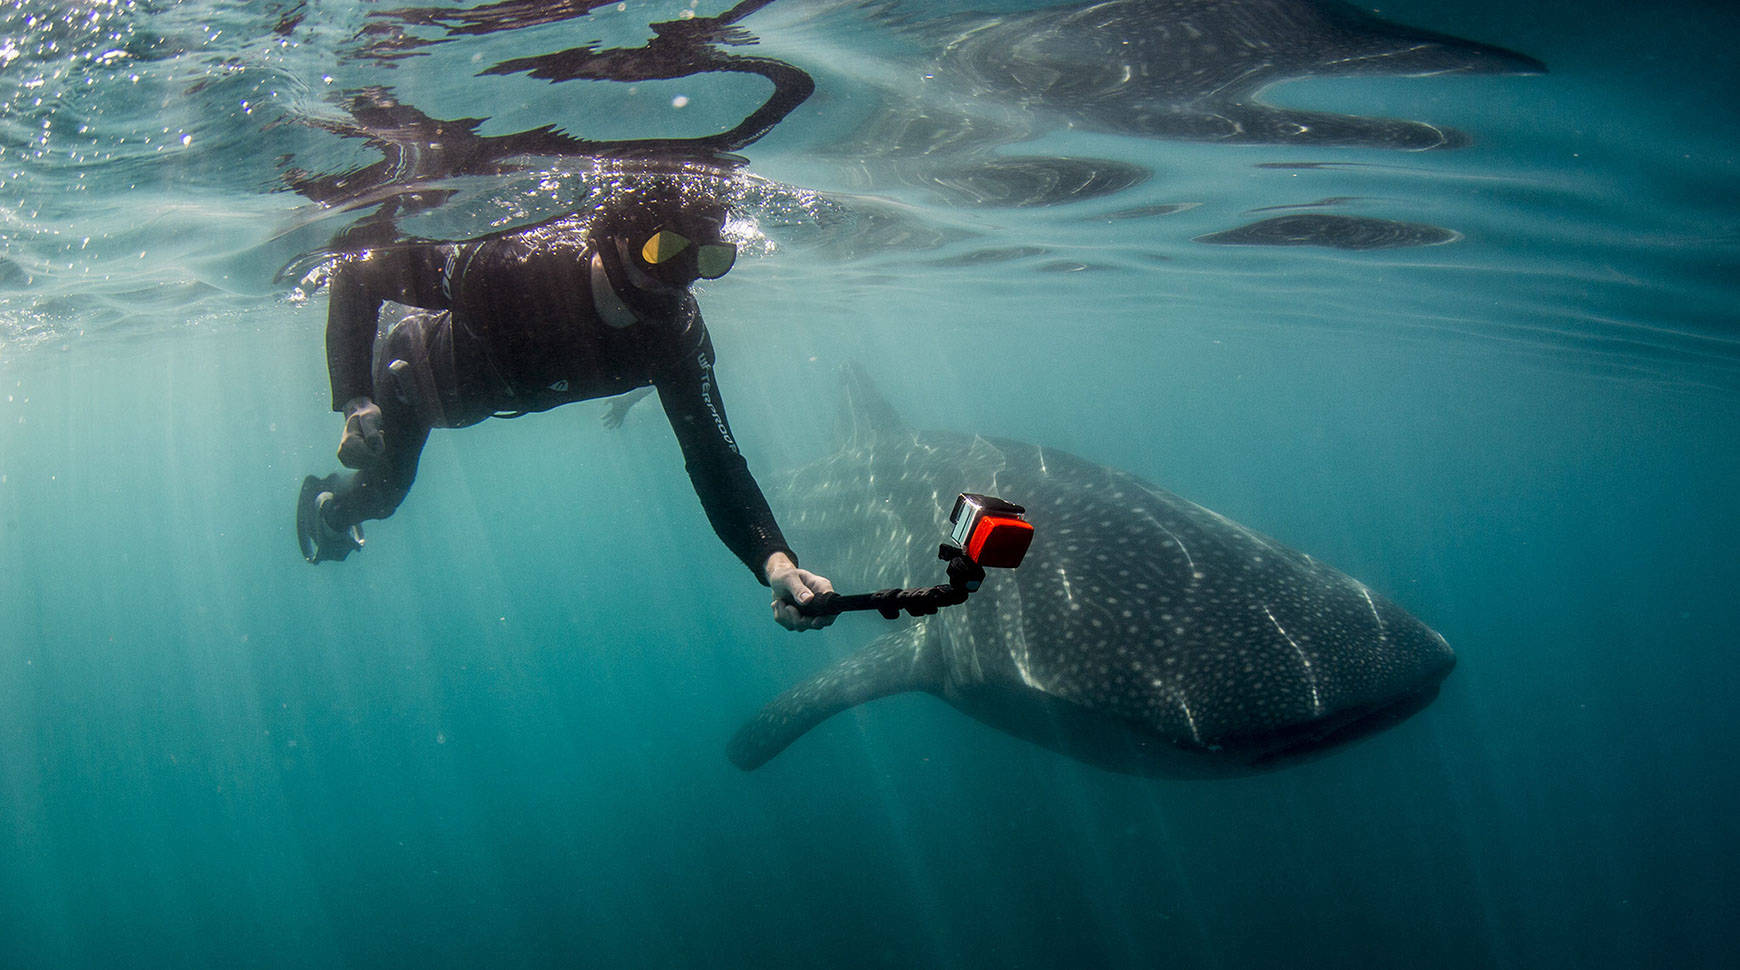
[2, 1, 1736, 967]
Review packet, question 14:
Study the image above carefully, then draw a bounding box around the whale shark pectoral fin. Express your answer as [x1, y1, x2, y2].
[727, 625, 940, 771]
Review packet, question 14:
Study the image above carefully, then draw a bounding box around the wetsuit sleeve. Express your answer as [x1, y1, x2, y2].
[325, 245, 453, 411]
[654, 331, 795, 584]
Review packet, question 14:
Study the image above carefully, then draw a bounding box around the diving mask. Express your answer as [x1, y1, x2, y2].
[639, 228, 738, 280]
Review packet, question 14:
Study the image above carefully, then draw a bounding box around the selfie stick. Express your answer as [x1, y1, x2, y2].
[793, 493, 1033, 621]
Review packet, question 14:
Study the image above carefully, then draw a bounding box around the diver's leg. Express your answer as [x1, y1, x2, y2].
[295, 412, 430, 564]
[319, 405, 430, 528]
[296, 317, 436, 562]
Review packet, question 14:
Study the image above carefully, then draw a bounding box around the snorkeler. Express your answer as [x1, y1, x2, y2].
[294, 181, 836, 632]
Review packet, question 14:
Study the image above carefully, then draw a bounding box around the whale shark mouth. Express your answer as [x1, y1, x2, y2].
[1238, 680, 1447, 770]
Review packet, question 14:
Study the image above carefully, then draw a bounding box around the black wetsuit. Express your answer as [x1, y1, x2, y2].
[320, 214, 793, 581]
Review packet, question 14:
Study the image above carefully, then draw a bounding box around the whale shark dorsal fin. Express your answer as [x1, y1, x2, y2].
[727, 625, 940, 770]
[836, 361, 908, 447]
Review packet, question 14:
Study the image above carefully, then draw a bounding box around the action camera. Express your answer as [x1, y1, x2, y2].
[947, 493, 1034, 570]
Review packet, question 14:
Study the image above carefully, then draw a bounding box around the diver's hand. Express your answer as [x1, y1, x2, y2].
[601, 386, 655, 430]
[765, 552, 836, 632]
[337, 396, 385, 469]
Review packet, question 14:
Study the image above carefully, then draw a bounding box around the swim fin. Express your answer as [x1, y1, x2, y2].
[296, 474, 364, 564]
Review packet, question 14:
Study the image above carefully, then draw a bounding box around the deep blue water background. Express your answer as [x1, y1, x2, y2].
[2, 1, 1737, 967]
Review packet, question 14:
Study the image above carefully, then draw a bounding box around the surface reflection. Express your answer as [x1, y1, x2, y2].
[1195, 213, 1462, 250]
[282, 0, 1541, 259]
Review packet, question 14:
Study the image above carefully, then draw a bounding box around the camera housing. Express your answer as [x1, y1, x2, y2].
[947, 493, 1034, 569]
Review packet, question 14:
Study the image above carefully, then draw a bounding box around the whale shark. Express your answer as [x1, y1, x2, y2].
[729, 366, 1455, 776]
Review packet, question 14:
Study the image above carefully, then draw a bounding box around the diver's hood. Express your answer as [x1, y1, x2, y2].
[597, 240, 687, 323]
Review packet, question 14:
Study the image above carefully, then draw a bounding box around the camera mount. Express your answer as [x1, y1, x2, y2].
[794, 493, 1033, 621]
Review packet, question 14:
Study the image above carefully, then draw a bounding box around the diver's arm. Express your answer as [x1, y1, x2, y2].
[654, 345, 793, 579]
[653, 338, 834, 630]
[325, 245, 453, 467]
[325, 244, 454, 411]
[326, 258, 386, 412]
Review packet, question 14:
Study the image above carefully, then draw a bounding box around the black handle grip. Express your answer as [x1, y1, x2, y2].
[794, 585, 969, 620]
[794, 590, 880, 617]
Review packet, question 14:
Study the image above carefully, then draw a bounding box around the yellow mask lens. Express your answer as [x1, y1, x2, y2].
[640, 229, 691, 265]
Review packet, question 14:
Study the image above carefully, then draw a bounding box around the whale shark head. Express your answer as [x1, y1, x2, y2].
[745, 364, 1454, 777]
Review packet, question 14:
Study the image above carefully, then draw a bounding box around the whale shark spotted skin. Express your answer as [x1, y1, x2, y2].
[729, 366, 1454, 777]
